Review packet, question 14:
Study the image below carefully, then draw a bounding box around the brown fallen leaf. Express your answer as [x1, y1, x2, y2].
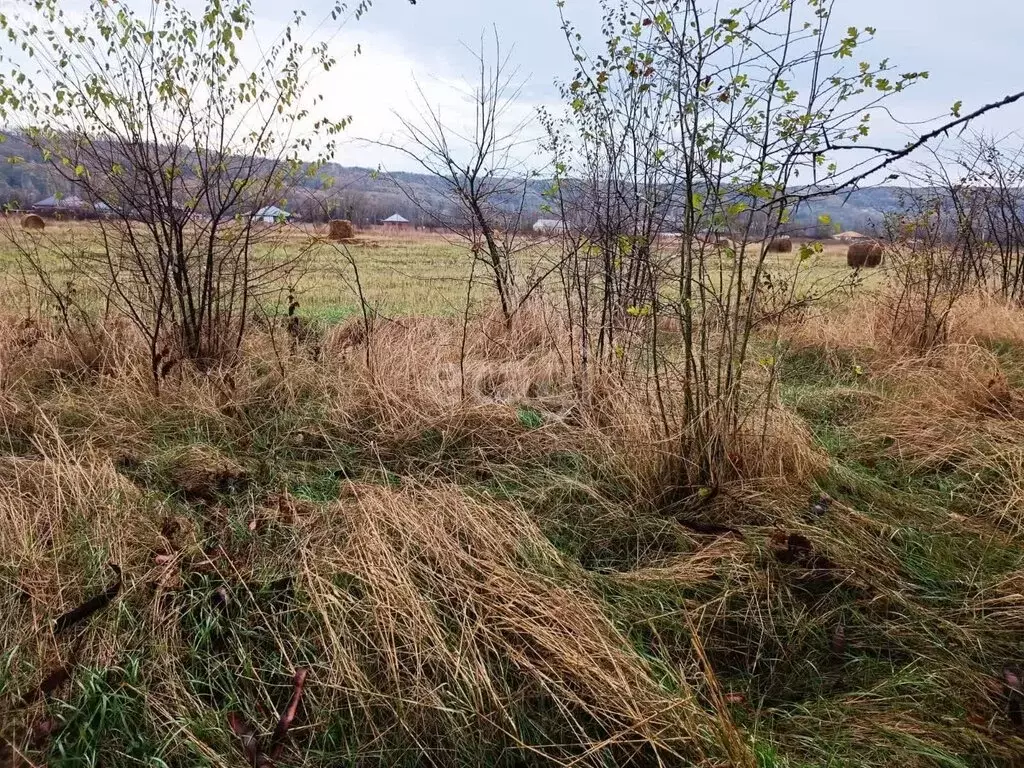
[831, 622, 846, 654]
[966, 712, 989, 731]
[1004, 667, 1023, 730]
[154, 553, 174, 565]
[227, 712, 270, 767]
[984, 675, 1005, 697]
[269, 668, 308, 759]
[268, 491, 317, 525]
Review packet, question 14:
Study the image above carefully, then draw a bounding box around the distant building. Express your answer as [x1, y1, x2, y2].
[254, 205, 292, 224]
[835, 230, 867, 241]
[532, 218, 564, 234]
[93, 201, 119, 219]
[382, 213, 410, 228]
[33, 194, 91, 215]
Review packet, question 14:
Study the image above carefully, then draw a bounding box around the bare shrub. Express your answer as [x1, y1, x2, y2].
[540, 0, 982, 490]
[882, 187, 978, 350]
[381, 33, 547, 325]
[954, 293, 1024, 347]
[0, 0, 352, 377]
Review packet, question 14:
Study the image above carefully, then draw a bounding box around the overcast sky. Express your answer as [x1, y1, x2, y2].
[278, 0, 1022, 173]
[27, 0, 1023, 174]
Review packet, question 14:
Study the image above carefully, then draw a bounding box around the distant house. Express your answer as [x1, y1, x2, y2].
[532, 218, 564, 234]
[381, 213, 410, 228]
[33, 194, 91, 216]
[835, 230, 867, 242]
[254, 205, 292, 224]
[93, 201, 118, 219]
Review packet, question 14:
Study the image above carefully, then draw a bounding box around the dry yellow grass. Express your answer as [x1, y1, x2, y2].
[3, 226, 1024, 766]
[0, 219, 892, 325]
[0, 305, 767, 766]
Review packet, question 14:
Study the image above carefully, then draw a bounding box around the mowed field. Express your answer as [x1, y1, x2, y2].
[0, 217, 876, 322]
[0, 220, 480, 319]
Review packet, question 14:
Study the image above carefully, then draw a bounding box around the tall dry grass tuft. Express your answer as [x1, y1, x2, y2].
[858, 344, 1020, 463]
[298, 482, 744, 764]
[322, 304, 823, 502]
[732, 395, 829, 490]
[789, 291, 1024, 361]
[0, 314, 140, 393]
[949, 292, 1024, 347]
[321, 308, 570, 479]
[784, 295, 881, 357]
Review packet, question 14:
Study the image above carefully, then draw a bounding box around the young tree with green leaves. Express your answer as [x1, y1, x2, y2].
[0, 0, 368, 377]
[545, 0, 1023, 489]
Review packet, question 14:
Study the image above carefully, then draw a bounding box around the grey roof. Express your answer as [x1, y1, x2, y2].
[255, 205, 291, 218]
[382, 213, 409, 223]
[35, 194, 89, 209]
[532, 218, 564, 230]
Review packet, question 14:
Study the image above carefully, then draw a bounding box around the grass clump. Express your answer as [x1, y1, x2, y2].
[2, 292, 1024, 766]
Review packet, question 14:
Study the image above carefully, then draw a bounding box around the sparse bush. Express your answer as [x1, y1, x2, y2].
[544, 0, 934, 490]
[882, 189, 978, 350]
[0, 0, 351, 376]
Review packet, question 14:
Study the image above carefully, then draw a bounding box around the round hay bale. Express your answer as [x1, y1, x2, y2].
[767, 236, 793, 253]
[717, 237, 735, 250]
[328, 219, 355, 241]
[847, 240, 883, 268]
[864, 242, 883, 267]
[21, 214, 45, 231]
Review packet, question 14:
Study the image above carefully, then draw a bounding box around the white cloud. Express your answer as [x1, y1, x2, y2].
[314, 29, 553, 172]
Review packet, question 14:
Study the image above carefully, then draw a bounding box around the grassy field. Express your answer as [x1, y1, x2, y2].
[1, 222, 1023, 767]
[0, 220, 482, 320]
[0, 218, 871, 321]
